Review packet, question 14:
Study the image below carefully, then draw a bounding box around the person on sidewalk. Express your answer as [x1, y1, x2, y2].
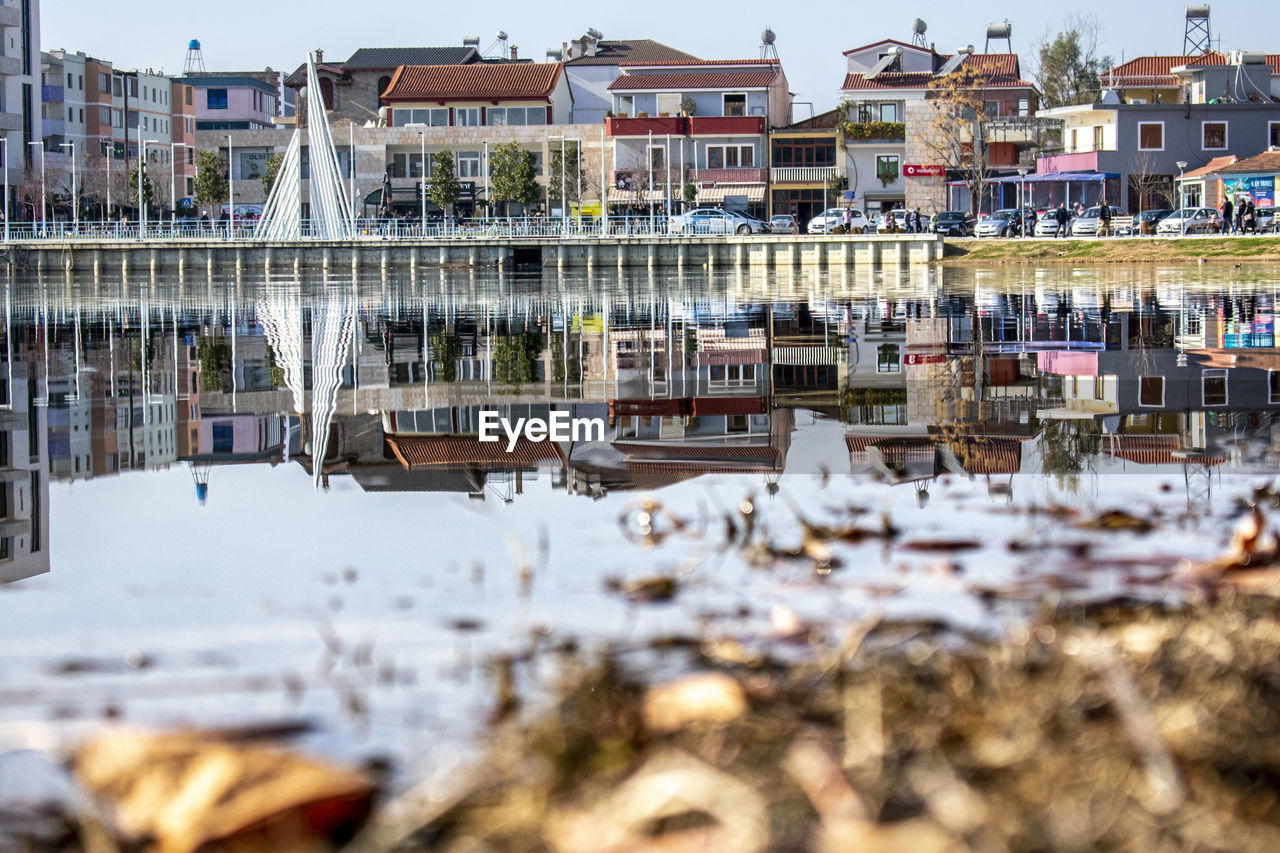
[1055, 204, 1070, 238]
[1221, 197, 1233, 235]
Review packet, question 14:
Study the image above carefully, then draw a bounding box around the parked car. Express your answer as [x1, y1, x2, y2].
[877, 209, 909, 232]
[808, 207, 873, 234]
[769, 214, 798, 235]
[669, 207, 769, 235]
[1115, 209, 1173, 236]
[975, 209, 1022, 238]
[932, 211, 974, 236]
[1156, 207, 1221, 235]
[1034, 211, 1070, 237]
[1070, 206, 1126, 237]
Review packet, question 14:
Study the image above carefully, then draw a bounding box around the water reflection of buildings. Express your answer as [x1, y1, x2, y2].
[2, 270, 1279, 513]
[0, 345, 49, 584]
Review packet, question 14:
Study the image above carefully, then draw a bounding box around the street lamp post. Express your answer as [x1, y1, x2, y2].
[1176, 160, 1188, 236]
[419, 130, 426, 230]
[171, 142, 190, 230]
[1, 137, 9, 243]
[27, 141, 45, 235]
[647, 129, 654, 231]
[226, 134, 234, 239]
[59, 141, 77, 232]
[1017, 167, 1028, 237]
[138, 132, 158, 237]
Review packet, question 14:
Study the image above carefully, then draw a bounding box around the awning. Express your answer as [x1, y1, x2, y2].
[689, 184, 766, 203]
[957, 171, 1121, 186]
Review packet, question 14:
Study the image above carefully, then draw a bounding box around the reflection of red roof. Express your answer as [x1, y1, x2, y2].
[386, 435, 564, 468]
[1105, 434, 1226, 466]
[623, 462, 774, 475]
[691, 396, 767, 416]
[618, 59, 780, 68]
[382, 63, 562, 101]
[608, 71, 777, 91]
[613, 441, 779, 461]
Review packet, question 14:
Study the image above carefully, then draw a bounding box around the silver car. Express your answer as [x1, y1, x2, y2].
[1156, 207, 1221, 235]
[669, 207, 768, 235]
[1070, 206, 1125, 237]
[808, 207, 873, 234]
[975, 209, 1021, 238]
[769, 214, 798, 234]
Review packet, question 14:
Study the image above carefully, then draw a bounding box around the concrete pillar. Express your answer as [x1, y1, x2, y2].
[734, 242, 746, 267]
[468, 246, 478, 267]
[587, 243, 598, 269]
[207, 248, 214, 275]
[557, 243, 567, 271]
[884, 240, 904, 266]
[617, 242, 628, 270]
[381, 247, 389, 271]
[439, 246, 448, 265]
[855, 241, 880, 266]
[647, 244, 656, 267]
[322, 247, 333, 270]
[676, 242, 687, 268]
[263, 247, 272, 275]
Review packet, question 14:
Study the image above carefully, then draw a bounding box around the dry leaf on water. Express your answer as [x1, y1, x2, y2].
[74, 729, 377, 853]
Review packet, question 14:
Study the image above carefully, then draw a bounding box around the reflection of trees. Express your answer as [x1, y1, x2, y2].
[552, 333, 581, 384]
[197, 337, 231, 392]
[1038, 418, 1102, 487]
[429, 333, 460, 382]
[493, 332, 541, 385]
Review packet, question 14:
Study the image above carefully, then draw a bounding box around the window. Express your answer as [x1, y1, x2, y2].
[984, 101, 1000, 118]
[377, 75, 392, 97]
[454, 107, 480, 126]
[212, 423, 234, 453]
[206, 88, 228, 110]
[112, 76, 122, 97]
[876, 154, 900, 184]
[657, 93, 680, 115]
[723, 93, 746, 117]
[1201, 121, 1227, 150]
[97, 105, 109, 124]
[1138, 122, 1163, 151]
[67, 107, 72, 121]
[877, 344, 900, 373]
[98, 72, 109, 91]
[1093, 125, 1104, 150]
[1269, 122, 1280, 149]
[187, 147, 193, 164]
[485, 106, 543, 126]
[457, 151, 481, 177]
[1070, 128, 1078, 152]
[879, 103, 897, 122]
[186, 117, 193, 134]
[66, 72, 72, 88]
[1202, 369, 1227, 406]
[705, 145, 754, 169]
[1270, 371, 1280, 404]
[186, 87, 192, 105]
[78, 108, 83, 123]
[1139, 376, 1164, 407]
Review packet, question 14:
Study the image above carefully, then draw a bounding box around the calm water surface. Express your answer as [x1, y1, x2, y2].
[1, 262, 1278, 780]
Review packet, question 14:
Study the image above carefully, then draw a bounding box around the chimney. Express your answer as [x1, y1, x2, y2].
[315, 48, 323, 63]
[510, 45, 518, 60]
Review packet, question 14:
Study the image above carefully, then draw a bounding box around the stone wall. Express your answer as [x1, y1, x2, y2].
[904, 102, 947, 216]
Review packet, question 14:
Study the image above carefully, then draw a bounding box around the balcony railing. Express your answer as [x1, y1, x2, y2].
[41, 85, 64, 104]
[770, 166, 838, 183]
[689, 116, 766, 135]
[606, 116, 688, 136]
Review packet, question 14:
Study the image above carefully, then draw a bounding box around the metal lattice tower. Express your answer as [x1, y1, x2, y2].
[183, 39, 206, 74]
[1184, 5, 1211, 55]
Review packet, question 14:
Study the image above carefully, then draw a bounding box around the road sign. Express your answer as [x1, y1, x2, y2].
[903, 164, 945, 177]
[842, 190, 855, 200]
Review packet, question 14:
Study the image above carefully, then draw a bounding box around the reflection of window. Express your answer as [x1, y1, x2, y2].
[875, 155, 900, 185]
[212, 423, 233, 453]
[1202, 121, 1227, 150]
[723, 93, 746, 117]
[1202, 369, 1227, 406]
[1138, 122, 1163, 150]
[1271, 371, 1280, 404]
[1139, 376, 1164, 407]
[727, 414, 749, 433]
[206, 88, 227, 110]
[877, 344, 900, 373]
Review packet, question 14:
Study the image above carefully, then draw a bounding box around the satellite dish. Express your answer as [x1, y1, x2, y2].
[761, 28, 776, 45]
[912, 18, 927, 35]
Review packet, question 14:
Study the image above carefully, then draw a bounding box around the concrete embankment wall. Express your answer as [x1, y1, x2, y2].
[8, 234, 942, 277]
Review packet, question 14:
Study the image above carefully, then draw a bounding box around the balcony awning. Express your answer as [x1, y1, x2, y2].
[691, 184, 766, 203]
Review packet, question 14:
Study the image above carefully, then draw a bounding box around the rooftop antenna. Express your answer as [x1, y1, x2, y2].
[485, 30, 510, 60]
[984, 20, 1012, 53]
[760, 26, 779, 62]
[183, 39, 206, 74]
[1184, 5, 1211, 54]
[911, 18, 928, 49]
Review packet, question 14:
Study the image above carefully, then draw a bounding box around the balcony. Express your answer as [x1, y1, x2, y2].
[694, 167, 767, 184]
[841, 121, 905, 143]
[690, 116, 765, 136]
[0, 5, 20, 27]
[42, 117, 64, 138]
[770, 166, 838, 183]
[42, 85, 64, 104]
[0, 55, 19, 77]
[606, 115, 688, 137]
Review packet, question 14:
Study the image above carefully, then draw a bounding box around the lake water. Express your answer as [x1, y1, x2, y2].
[1, 262, 1277, 784]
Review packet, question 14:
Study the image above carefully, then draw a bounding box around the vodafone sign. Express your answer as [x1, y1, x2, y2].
[903, 164, 946, 177]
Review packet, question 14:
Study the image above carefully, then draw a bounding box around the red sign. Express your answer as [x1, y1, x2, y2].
[904, 353, 947, 365]
[903, 164, 946, 177]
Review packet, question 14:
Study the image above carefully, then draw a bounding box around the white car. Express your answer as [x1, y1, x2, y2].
[1070, 206, 1125, 237]
[1035, 211, 1070, 237]
[807, 207, 873, 234]
[1156, 207, 1221, 236]
[668, 207, 768, 235]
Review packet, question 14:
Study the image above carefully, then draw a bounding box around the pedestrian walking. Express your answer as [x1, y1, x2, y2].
[1235, 197, 1245, 235]
[843, 206, 852, 233]
[1055, 203, 1069, 238]
[1221, 196, 1233, 235]
[913, 208, 923, 235]
[1099, 203, 1112, 237]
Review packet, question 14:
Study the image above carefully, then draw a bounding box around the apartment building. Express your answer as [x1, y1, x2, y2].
[0, 0, 39, 219]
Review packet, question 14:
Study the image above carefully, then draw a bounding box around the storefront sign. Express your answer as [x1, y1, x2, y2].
[904, 353, 946, 365]
[1222, 175, 1276, 208]
[903, 164, 945, 177]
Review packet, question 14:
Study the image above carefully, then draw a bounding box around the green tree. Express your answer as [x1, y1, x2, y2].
[428, 150, 461, 216]
[489, 142, 540, 216]
[1032, 14, 1113, 108]
[682, 180, 697, 206]
[260, 152, 285, 197]
[194, 150, 228, 214]
[549, 140, 585, 210]
[128, 162, 154, 209]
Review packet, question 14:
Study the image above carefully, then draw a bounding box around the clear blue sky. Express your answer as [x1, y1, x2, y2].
[44, 1, 1275, 116]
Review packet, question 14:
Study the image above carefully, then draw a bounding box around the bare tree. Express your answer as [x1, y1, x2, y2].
[1128, 151, 1173, 214]
[1030, 14, 1113, 108]
[918, 66, 990, 214]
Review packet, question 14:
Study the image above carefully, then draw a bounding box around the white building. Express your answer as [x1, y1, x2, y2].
[2, 0, 41, 218]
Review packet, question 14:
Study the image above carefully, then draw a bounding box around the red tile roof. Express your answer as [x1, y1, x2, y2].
[382, 63, 562, 101]
[1183, 155, 1238, 179]
[840, 53, 1030, 92]
[1212, 151, 1280, 174]
[1104, 52, 1280, 88]
[608, 71, 777, 91]
[386, 435, 565, 469]
[617, 59, 781, 67]
[565, 39, 700, 67]
[842, 38, 934, 57]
